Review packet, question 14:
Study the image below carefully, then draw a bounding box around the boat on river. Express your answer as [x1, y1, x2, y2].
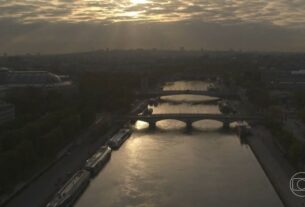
[236, 121, 252, 138]
[108, 128, 132, 149]
[46, 170, 90, 207]
[207, 83, 218, 91]
[218, 100, 236, 114]
[84, 146, 112, 176]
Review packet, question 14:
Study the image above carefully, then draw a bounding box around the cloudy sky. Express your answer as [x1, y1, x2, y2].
[1, 0, 305, 54]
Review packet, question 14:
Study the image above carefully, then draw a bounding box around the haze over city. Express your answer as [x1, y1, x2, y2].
[1, 0, 305, 54]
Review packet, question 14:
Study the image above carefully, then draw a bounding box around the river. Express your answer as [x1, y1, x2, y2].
[75, 81, 283, 207]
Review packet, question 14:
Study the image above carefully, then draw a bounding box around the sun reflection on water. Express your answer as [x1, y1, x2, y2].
[134, 120, 149, 130]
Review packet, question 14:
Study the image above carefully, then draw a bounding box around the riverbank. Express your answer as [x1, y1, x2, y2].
[224, 85, 305, 206]
[3, 115, 122, 207]
[0, 144, 70, 206]
[247, 126, 305, 207]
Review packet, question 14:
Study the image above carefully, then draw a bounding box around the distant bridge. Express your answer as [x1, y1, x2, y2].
[136, 90, 239, 99]
[126, 113, 262, 129]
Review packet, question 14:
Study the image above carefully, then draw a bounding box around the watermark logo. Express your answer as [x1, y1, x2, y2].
[290, 172, 305, 197]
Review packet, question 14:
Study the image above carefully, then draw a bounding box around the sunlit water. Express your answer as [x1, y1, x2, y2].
[75, 81, 283, 207]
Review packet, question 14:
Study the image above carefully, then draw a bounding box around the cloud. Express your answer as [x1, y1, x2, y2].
[0, 0, 304, 26]
[0, 0, 304, 53]
[0, 20, 304, 54]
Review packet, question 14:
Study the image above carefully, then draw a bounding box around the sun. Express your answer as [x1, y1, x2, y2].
[131, 0, 147, 4]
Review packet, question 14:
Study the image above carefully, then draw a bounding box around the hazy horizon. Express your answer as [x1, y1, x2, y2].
[1, 0, 305, 54]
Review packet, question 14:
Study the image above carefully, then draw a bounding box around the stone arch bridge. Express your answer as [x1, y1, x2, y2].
[125, 113, 262, 130]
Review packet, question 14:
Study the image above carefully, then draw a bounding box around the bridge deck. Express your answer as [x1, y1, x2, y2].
[137, 90, 238, 98]
[126, 113, 261, 121]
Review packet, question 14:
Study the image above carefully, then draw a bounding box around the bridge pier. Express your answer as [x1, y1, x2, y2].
[186, 121, 193, 131]
[223, 121, 230, 129]
[149, 121, 156, 130]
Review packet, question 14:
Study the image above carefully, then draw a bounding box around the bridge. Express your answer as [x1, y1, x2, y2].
[126, 113, 262, 129]
[136, 90, 239, 99]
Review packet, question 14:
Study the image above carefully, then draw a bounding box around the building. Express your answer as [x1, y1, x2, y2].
[0, 101, 15, 125]
[0, 67, 72, 89]
[291, 70, 305, 75]
[262, 69, 305, 90]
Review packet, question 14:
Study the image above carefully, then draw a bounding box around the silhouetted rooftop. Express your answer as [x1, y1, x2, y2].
[6, 71, 62, 85]
[0, 68, 72, 88]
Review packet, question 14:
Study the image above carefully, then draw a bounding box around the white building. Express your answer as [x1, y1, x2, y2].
[262, 69, 305, 90]
[0, 67, 72, 89]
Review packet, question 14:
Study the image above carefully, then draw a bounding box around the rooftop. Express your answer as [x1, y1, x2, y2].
[6, 71, 62, 85]
[0, 68, 72, 88]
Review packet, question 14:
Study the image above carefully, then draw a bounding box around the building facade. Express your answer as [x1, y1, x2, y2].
[262, 69, 305, 90]
[0, 67, 72, 89]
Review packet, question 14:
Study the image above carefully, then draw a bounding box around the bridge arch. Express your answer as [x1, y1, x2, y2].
[192, 119, 225, 125]
[155, 119, 187, 129]
[160, 94, 218, 98]
[155, 119, 186, 125]
[135, 118, 187, 124]
[192, 119, 231, 129]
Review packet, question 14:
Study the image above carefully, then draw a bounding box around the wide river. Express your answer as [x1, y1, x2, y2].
[75, 81, 283, 207]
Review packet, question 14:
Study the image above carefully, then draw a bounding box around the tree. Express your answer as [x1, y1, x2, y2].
[247, 88, 272, 109]
[294, 91, 305, 108]
[265, 105, 284, 128]
[61, 115, 81, 139]
[38, 127, 65, 158]
[0, 150, 20, 189]
[16, 140, 36, 173]
[288, 139, 304, 166]
[299, 108, 305, 124]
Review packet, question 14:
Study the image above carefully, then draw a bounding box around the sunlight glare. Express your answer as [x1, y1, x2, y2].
[134, 120, 149, 130]
[131, 0, 147, 4]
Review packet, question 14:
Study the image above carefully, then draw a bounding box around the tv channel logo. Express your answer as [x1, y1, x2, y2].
[290, 172, 305, 197]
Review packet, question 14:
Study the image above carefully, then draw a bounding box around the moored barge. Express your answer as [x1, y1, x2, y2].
[108, 128, 132, 150]
[85, 146, 112, 176]
[46, 170, 90, 207]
